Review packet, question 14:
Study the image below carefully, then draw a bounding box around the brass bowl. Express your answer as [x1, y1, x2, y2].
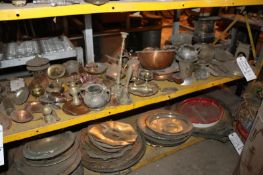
[47, 64, 66, 79]
[11, 109, 33, 123]
[137, 49, 175, 70]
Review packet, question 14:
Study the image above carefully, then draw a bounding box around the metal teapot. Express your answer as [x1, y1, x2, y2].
[81, 83, 111, 110]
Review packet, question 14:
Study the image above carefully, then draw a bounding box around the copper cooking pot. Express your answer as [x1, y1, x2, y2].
[137, 48, 175, 70]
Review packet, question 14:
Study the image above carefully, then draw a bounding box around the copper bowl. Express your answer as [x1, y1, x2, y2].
[137, 49, 175, 70]
[11, 109, 33, 123]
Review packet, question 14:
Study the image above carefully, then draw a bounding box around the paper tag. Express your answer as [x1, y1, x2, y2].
[228, 132, 244, 155]
[10, 78, 25, 92]
[236, 56, 256, 81]
[0, 125, 4, 166]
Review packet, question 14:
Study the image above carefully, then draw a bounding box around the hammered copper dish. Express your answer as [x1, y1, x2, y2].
[23, 131, 75, 160]
[137, 48, 175, 70]
[145, 112, 193, 136]
[11, 110, 33, 123]
[87, 121, 137, 146]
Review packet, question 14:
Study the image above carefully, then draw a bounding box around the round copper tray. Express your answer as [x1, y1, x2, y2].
[145, 112, 193, 136]
[62, 101, 90, 116]
[81, 133, 145, 173]
[23, 139, 79, 167]
[87, 121, 137, 146]
[23, 131, 75, 160]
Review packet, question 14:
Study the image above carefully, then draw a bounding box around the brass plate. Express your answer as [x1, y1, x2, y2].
[88, 121, 137, 146]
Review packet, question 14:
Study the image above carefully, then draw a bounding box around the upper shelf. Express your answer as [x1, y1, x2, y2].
[4, 75, 241, 144]
[0, 0, 263, 21]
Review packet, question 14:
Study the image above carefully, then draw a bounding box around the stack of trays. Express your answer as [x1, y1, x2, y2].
[9, 131, 83, 175]
[137, 109, 193, 147]
[80, 121, 146, 173]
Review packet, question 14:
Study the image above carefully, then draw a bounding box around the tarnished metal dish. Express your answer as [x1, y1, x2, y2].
[88, 121, 137, 146]
[23, 131, 75, 160]
[137, 48, 175, 70]
[13, 86, 30, 105]
[214, 48, 234, 61]
[11, 109, 33, 123]
[145, 112, 193, 136]
[176, 44, 198, 61]
[47, 64, 66, 79]
[84, 62, 107, 75]
[129, 82, 159, 97]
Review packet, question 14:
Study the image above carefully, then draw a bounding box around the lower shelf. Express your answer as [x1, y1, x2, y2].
[3, 76, 242, 144]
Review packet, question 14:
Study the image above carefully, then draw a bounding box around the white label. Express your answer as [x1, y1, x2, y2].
[0, 125, 4, 166]
[10, 78, 25, 92]
[236, 56, 257, 81]
[228, 132, 244, 155]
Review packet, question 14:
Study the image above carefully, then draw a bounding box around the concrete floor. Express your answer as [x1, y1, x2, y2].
[130, 140, 239, 175]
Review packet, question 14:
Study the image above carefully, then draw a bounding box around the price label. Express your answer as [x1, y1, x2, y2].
[236, 56, 256, 82]
[0, 125, 4, 166]
[228, 132, 244, 155]
[10, 78, 25, 92]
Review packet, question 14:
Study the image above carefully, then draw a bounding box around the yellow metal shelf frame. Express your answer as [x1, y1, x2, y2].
[0, 0, 263, 21]
[4, 76, 242, 144]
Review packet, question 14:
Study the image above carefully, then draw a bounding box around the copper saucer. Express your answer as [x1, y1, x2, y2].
[62, 101, 90, 116]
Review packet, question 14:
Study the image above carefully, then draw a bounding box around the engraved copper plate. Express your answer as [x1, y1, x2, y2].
[145, 112, 193, 136]
[88, 121, 137, 146]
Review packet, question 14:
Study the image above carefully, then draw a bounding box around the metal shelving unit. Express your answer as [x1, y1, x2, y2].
[0, 0, 262, 144]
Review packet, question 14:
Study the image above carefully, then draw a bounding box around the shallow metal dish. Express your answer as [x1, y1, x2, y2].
[84, 62, 107, 75]
[47, 64, 66, 79]
[129, 82, 159, 97]
[145, 112, 193, 136]
[11, 109, 33, 123]
[88, 121, 137, 146]
[23, 131, 75, 160]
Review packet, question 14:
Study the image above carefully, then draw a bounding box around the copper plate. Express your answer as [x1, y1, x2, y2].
[62, 101, 90, 116]
[129, 82, 159, 97]
[24, 101, 43, 113]
[88, 121, 137, 146]
[81, 133, 145, 173]
[145, 112, 193, 136]
[23, 131, 75, 160]
[11, 109, 33, 123]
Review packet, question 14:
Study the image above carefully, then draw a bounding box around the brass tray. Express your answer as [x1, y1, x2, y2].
[23, 131, 75, 160]
[87, 121, 137, 146]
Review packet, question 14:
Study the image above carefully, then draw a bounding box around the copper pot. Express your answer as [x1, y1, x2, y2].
[137, 49, 175, 70]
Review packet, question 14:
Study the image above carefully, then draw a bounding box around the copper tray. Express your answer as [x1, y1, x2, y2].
[11, 110, 33, 123]
[23, 138, 79, 167]
[87, 121, 137, 146]
[62, 101, 90, 116]
[145, 112, 193, 136]
[23, 131, 75, 160]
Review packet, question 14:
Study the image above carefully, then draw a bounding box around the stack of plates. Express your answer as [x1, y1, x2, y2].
[137, 109, 193, 147]
[10, 131, 83, 175]
[80, 121, 146, 173]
